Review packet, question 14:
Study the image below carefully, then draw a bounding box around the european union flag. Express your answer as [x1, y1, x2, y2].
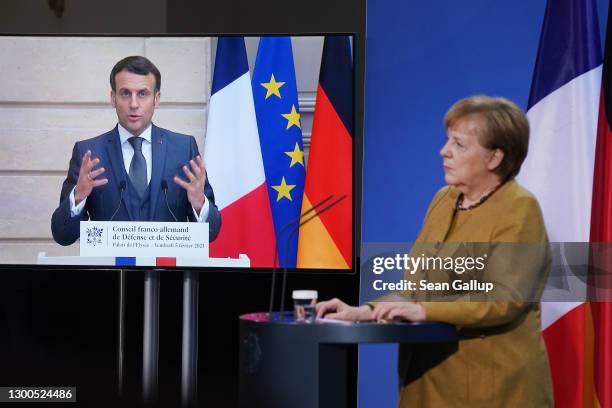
[252, 37, 305, 267]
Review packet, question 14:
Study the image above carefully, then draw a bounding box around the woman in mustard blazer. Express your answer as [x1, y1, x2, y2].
[317, 96, 553, 407]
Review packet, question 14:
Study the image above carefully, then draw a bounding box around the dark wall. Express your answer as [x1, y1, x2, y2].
[168, 0, 364, 34]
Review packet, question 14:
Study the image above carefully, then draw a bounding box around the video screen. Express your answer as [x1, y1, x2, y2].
[0, 35, 355, 271]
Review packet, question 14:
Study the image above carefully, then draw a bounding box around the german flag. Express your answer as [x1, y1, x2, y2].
[297, 36, 353, 269]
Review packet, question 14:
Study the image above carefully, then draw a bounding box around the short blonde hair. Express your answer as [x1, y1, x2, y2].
[444, 95, 529, 180]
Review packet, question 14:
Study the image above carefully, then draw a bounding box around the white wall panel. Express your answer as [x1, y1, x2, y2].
[0, 37, 144, 103]
[0, 176, 64, 239]
[145, 37, 211, 103]
[0, 37, 211, 264]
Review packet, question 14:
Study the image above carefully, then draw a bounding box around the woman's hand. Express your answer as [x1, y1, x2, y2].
[371, 302, 426, 322]
[316, 298, 373, 321]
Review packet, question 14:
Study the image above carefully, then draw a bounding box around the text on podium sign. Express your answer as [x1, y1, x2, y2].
[80, 221, 209, 258]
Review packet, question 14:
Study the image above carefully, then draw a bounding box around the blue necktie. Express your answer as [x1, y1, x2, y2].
[128, 137, 147, 197]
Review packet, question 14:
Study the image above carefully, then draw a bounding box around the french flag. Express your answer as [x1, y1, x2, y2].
[517, 0, 610, 406]
[204, 37, 276, 267]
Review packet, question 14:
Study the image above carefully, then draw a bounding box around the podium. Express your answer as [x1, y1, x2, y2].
[38, 251, 249, 406]
[239, 312, 456, 408]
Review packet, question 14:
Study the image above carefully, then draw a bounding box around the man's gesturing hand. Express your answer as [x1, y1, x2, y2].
[174, 155, 206, 214]
[74, 150, 108, 205]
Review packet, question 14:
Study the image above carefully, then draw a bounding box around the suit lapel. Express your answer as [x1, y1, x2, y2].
[149, 124, 167, 220]
[105, 126, 134, 221]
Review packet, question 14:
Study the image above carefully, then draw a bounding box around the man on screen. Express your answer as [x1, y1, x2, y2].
[51, 56, 221, 246]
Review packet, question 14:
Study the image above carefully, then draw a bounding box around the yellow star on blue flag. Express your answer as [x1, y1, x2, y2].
[285, 143, 304, 167]
[260, 73, 286, 99]
[281, 105, 301, 129]
[271, 177, 296, 201]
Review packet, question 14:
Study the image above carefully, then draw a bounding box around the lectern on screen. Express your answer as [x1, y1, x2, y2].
[0, 34, 358, 273]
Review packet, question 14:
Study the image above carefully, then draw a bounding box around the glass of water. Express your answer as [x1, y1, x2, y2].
[292, 290, 318, 323]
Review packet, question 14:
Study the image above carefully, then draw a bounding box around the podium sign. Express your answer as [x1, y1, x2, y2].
[80, 221, 209, 257]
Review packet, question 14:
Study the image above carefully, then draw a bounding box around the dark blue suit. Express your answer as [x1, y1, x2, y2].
[51, 124, 221, 246]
